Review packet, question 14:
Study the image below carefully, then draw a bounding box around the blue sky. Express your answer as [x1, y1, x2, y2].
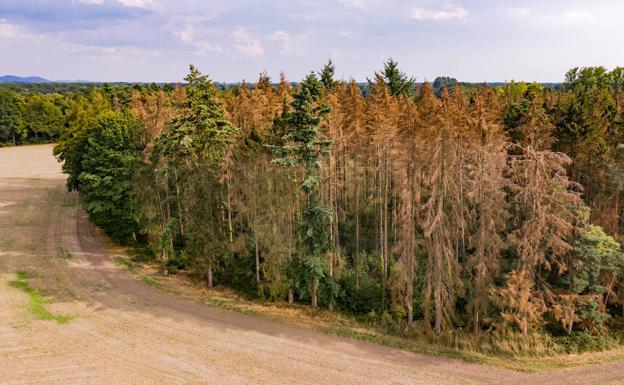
[1, 0, 622, 82]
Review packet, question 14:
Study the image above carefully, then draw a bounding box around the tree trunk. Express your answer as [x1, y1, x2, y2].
[174, 168, 184, 237]
[407, 164, 415, 324]
[383, 154, 389, 282]
[311, 280, 318, 308]
[255, 235, 260, 285]
[206, 265, 214, 288]
[434, 259, 442, 334]
[355, 164, 360, 288]
[226, 176, 234, 243]
[288, 289, 294, 304]
[407, 248, 414, 323]
[473, 307, 479, 334]
[377, 146, 385, 310]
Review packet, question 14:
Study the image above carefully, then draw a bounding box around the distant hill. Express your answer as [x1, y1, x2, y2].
[0, 75, 51, 83]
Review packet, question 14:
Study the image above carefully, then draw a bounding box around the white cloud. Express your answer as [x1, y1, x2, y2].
[337, 0, 383, 11]
[561, 11, 594, 22]
[232, 27, 263, 57]
[175, 24, 223, 55]
[75, 0, 105, 4]
[0, 19, 38, 41]
[507, 7, 595, 24]
[411, 6, 469, 21]
[270, 30, 292, 54]
[270, 30, 310, 56]
[117, 0, 152, 8]
[0, 20, 21, 39]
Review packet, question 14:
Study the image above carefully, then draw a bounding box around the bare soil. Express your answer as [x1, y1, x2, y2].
[0, 144, 622, 384]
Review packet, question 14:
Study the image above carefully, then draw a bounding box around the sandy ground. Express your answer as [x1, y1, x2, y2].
[0, 144, 622, 385]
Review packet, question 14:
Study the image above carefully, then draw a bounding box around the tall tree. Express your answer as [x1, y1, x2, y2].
[272, 72, 332, 308]
[417, 84, 463, 334]
[154, 65, 238, 284]
[370, 58, 416, 97]
[0, 89, 22, 144]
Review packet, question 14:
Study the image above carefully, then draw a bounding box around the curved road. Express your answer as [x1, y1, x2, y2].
[0, 145, 622, 384]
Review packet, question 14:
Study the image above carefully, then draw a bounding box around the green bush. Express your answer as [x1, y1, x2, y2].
[229, 254, 259, 298]
[337, 272, 384, 315]
[552, 332, 619, 354]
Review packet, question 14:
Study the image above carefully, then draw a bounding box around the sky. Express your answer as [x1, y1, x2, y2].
[0, 0, 623, 83]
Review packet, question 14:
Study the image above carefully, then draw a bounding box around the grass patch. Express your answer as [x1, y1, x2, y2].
[140, 275, 167, 290]
[56, 246, 72, 260]
[316, 324, 492, 365]
[114, 256, 139, 272]
[12, 218, 35, 227]
[8, 270, 71, 324]
[62, 195, 77, 208]
[0, 237, 16, 250]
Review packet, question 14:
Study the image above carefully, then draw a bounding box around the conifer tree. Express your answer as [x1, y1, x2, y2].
[370, 58, 416, 97]
[393, 95, 420, 323]
[499, 99, 583, 333]
[154, 65, 237, 285]
[319, 60, 336, 92]
[366, 74, 400, 310]
[417, 84, 463, 334]
[465, 89, 508, 333]
[273, 72, 333, 308]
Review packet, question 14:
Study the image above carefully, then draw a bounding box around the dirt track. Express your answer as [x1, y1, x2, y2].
[0, 144, 623, 384]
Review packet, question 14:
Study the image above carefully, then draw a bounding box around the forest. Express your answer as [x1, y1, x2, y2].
[4, 60, 624, 350]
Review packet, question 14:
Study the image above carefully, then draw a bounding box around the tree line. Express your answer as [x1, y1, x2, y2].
[50, 60, 624, 340]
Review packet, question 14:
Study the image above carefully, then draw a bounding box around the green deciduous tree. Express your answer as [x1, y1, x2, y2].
[0, 89, 22, 144]
[77, 112, 144, 242]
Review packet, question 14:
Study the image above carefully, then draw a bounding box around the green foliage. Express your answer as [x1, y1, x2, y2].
[573, 225, 623, 295]
[0, 89, 22, 144]
[20, 94, 65, 142]
[318, 60, 336, 91]
[149, 65, 238, 279]
[432, 76, 458, 94]
[54, 90, 111, 190]
[77, 111, 144, 242]
[370, 58, 415, 96]
[552, 331, 621, 354]
[571, 225, 624, 330]
[337, 271, 384, 314]
[157, 65, 237, 164]
[272, 72, 333, 306]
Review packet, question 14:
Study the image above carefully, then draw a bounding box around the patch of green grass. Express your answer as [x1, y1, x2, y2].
[140, 275, 167, 290]
[62, 195, 77, 207]
[198, 295, 263, 317]
[13, 218, 35, 227]
[0, 237, 16, 250]
[8, 270, 71, 324]
[114, 256, 139, 272]
[56, 246, 72, 260]
[15, 270, 36, 280]
[316, 324, 489, 366]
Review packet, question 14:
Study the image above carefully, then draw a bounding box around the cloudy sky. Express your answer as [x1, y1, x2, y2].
[0, 0, 622, 83]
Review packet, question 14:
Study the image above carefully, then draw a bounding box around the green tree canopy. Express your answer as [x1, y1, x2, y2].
[77, 111, 144, 242]
[0, 89, 22, 144]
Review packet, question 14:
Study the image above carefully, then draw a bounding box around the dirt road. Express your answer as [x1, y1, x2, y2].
[0, 144, 622, 384]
